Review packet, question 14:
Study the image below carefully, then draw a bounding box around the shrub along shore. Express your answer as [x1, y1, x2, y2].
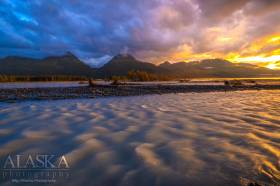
[1, 84, 280, 102]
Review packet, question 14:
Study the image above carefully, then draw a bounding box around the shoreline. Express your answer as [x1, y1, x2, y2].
[1, 84, 280, 102]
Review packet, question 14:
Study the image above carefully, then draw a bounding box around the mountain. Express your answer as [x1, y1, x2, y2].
[95, 54, 168, 78]
[159, 59, 280, 78]
[0, 52, 96, 76]
[0, 53, 279, 78]
[159, 61, 172, 68]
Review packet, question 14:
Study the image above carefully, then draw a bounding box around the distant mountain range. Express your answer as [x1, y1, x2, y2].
[0, 53, 279, 78]
[0, 52, 95, 77]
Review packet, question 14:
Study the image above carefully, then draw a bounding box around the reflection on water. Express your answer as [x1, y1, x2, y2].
[0, 90, 279, 186]
[0, 81, 87, 89]
[1, 77, 280, 89]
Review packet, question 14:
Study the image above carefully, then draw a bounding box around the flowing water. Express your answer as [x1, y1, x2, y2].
[0, 90, 279, 185]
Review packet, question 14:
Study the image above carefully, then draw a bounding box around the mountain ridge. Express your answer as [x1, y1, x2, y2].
[0, 53, 279, 78]
[0, 53, 96, 76]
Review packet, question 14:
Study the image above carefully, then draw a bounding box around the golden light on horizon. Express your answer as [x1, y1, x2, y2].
[225, 34, 280, 65]
[165, 33, 280, 69]
[228, 55, 280, 64]
[266, 63, 278, 70]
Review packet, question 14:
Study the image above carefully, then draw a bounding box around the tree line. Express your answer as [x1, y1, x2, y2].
[111, 70, 173, 81]
[0, 71, 173, 82]
[0, 75, 88, 82]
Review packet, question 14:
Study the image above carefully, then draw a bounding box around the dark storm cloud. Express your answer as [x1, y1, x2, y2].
[196, 0, 250, 22]
[0, 0, 279, 65]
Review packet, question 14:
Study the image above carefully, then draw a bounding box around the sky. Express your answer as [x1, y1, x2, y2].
[0, 0, 279, 68]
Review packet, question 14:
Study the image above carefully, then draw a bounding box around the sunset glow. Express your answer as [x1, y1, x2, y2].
[166, 33, 280, 68]
[0, 1, 280, 186]
[266, 63, 278, 70]
[231, 55, 280, 64]
[0, 0, 279, 69]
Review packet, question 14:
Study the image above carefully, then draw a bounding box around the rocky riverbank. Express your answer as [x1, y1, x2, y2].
[1, 84, 280, 102]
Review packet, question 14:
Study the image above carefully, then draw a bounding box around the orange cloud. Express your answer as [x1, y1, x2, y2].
[225, 34, 280, 68]
[164, 33, 280, 69]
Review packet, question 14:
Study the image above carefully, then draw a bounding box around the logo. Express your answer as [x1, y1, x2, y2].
[1, 154, 70, 184]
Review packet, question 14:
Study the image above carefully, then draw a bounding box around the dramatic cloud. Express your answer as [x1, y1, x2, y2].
[0, 0, 279, 67]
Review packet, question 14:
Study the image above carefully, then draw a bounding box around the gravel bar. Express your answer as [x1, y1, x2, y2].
[1, 84, 280, 102]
